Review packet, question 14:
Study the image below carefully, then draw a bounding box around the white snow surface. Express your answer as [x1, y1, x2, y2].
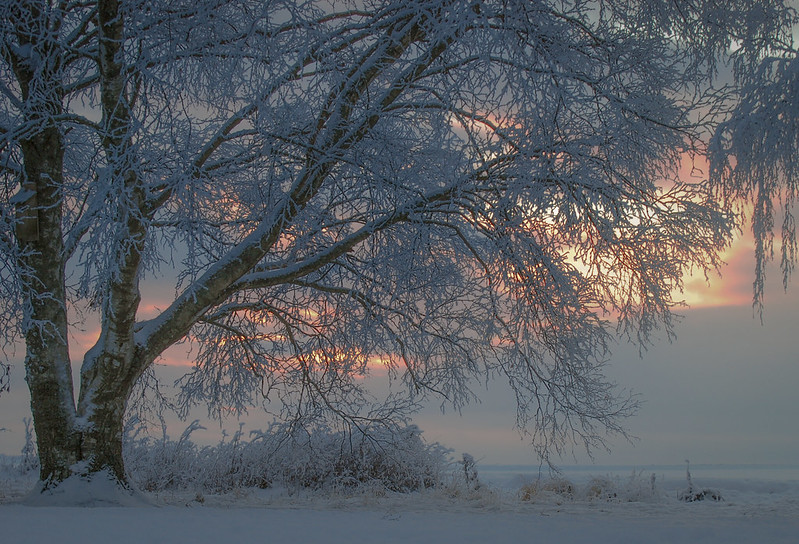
[2, 465, 798, 544]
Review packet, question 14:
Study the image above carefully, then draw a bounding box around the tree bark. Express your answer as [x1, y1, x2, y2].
[68, 0, 147, 489]
[77, 359, 141, 484]
[18, 126, 80, 487]
[10, 2, 80, 488]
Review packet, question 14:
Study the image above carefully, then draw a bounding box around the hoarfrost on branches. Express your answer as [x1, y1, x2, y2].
[710, 14, 799, 315]
[0, 0, 794, 493]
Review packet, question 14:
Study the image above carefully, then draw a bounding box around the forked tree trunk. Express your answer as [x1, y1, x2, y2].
[11, 0, 140, 491]
[17, 123, 138, 489]
[30, 378, 132, 491]
[29, 345, 141, 492]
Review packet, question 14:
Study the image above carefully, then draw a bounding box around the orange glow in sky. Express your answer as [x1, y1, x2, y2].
[679, 231, 756, 308]
[672, 152, 769, 310]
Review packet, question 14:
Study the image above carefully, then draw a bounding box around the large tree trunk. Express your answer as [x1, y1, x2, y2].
[12, 96, 127, 494]
[18, 126, 80, 487]
[9, 2, 80, 488]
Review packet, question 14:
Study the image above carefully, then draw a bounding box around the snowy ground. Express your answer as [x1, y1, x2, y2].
[2, 464, 797, 544]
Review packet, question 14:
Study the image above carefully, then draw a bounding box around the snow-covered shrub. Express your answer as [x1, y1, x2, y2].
[678, 460, 723, 502]
[459, 453, 480, 490]
[124, 421, 209, 492]
[0, 418, 41, 479]
[679, 488, 724, 502]
[0, 421, 39, 503]
[432, 455, 501, 506]
[583, 471, 660, 502]
[0, 463, 36, 504]
[519, 477, 576, 502]
[585, 476, 618, 501]
[621, 471, 660, 502]
[123, 421, 449, 494]
[519, 471, 661, 503]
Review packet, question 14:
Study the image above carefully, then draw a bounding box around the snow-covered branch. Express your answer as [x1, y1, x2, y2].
[1, 0, 794, 491]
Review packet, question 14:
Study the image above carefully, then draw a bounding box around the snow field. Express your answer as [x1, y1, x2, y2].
[1, 426, 797, 544]
[1, 489, 798, 544]
[2, 461, 798, 544]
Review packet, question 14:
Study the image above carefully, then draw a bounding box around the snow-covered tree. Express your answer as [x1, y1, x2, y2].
[0, 0, 792, 497]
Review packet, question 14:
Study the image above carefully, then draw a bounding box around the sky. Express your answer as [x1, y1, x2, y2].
[404, 224, 799, 466]
[1, 222, 797, 468]
[414, 260, 799, 467]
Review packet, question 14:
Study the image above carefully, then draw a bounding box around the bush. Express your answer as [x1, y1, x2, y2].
[519, 470, 661, 503]
[123, 420, 450, 494]
[519, 477, 575, 502]
[678, 460, 723, 502]
[583, 471, 660, 502]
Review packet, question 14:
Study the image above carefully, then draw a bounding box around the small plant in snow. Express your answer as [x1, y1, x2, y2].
[459, 453, 480, 490]
[588, 471, 661, 503]
[678, 460, 723, 502]
[18, 418, 38, 474]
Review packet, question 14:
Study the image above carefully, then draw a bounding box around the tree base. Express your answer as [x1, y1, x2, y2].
[23, 467, 150, 507]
